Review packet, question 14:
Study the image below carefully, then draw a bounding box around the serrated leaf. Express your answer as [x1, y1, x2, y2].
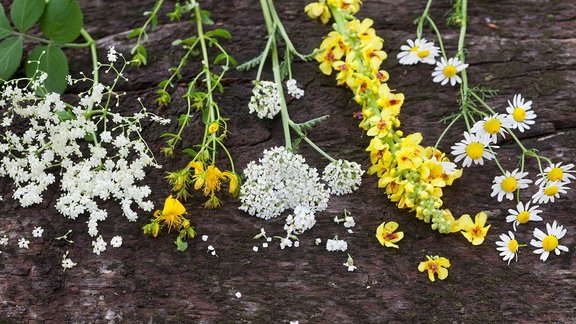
[0, 5, 14, 39]
[25, 45, 68, 93]
[295, 114, 330, 132]
[0, 37, 23, 81]
[236, 53, 263, 71]
[40, 0, 83, 44]
[10, 0, 45, 33]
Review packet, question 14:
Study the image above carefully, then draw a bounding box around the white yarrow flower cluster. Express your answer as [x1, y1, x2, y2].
[248, 80, 282, 119]
[322, 159, 364, 195]
[286, 79, 304, 99]
[239, 146, 330, 220]
[0, 74, 159, 238]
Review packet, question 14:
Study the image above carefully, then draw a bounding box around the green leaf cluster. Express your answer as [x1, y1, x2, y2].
[0, 0, 84, 93]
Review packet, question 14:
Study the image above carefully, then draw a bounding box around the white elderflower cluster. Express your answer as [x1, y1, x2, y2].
[0, 70, 161, 238]
[322, 159, 364, 195]
[286, 79, 304, 99]
[248, 80, 282, 119]
[92, 235, 107, 255]
[239, 146, 330, 220]
[326, 237, 348, 252]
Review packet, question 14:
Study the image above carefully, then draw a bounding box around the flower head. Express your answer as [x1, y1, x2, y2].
[375, 221, 404, 248]
[248, 80, 281, 119]
[495, 231, 521, 265]
[153, 195, 187, 233]
[397, 38, 439, 65]
[18, 237, 30, 249]
[505, 201, 543, 231]
[343, 254, 357, 272]
[32, 226, 44, 238]
[490, 169, 532, 202]
[459, 211, 490, 245]
[110, 236, 123, 248]
[432, 57, 469, 86]
[418, 255, 450, 282]
[92, 235, 107, 255]
[506, 94, 536, 132]
[322, 159, 364, 195]
[532, 181, 570, 204]
[530, 221, 569, 261]
[470, 113, 513, 144]
[451, 132, 496, 167]
[536, 162, 575, 186]
[304, 2, 331, 24]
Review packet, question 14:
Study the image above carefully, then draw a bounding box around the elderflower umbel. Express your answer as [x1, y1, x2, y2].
[495, 231, 521, 265]
[431, 57, 468, 86]
[506, 94, 536, 132]
[505, 201, 543, 231]
[248, 80, 281, 119]
[61, 251, 77, 271]
[0, 235, 8, 245]
[322, 159, 364, 195]
[397, 38, 439, 65]
[239, 146, 329, 220]
[286, 79, 304, 99]
[107, 46, 118, 63]
[530, 221, 569, 261]
[451, 131, 496, 167]
[326, 237, 348, 252]
[92, 235, 107, 255]
[490, 169, 532, 202]
[32, 226, 44, 238]
[18, 238, 30, 249]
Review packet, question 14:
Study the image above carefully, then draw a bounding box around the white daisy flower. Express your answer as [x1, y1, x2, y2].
[431, 57, 469, 86]
[495, 231, 520, 265]
[397, 38, 439, 65]
[535, 162, 575, 186]
[530, 221, 569, 261]
[470, 113, 513, 144]
[451, 132, 496, 167]
[506, 94, 536, 132]
[490, 169, 532, 202]
[505, 201, 543, 231]
[532, 181, 570, 204]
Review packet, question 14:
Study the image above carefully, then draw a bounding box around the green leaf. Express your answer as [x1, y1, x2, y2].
[205, 28, 231, 39]
[55, 110, 74, 121]
[0, 5, 14, 39]
[0, 37, 23, 81]
[175, 236, 188, 251]
[178, 113, 190, 127]
[25, 45, 69, 93]
[10, 0, 45, 33]
[40, 0, 83, 44]
[199, 9, 213, 25]
[182, 148, 198, 158]
[126, 27, 142, 39]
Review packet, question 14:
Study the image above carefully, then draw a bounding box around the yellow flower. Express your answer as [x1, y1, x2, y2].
[366, 108, 393, 138]
[376, 84, 404, 117]
[208, 122, 219, 134]
[459, 211, 491, 245]
[315, 31, 349, 75]
[328, 0, 362, 14]
[154, 195, 187, 233]
[418, 255, 450, 282]
[361, 44, 387, 73]
[305, 2, 331, 24]
[375, 221, 404, 248]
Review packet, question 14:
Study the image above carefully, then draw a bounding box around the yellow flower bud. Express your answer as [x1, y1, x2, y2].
[208, 122, 219, 134]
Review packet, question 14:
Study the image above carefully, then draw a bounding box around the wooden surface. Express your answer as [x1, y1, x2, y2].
[1, 0, 575, 322]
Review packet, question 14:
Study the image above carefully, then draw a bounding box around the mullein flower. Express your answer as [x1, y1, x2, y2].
[459, 211, 490, 245]
[418, 255, 450, 282]
[375, 221, 404, 248]
[304, 2, 331, 24]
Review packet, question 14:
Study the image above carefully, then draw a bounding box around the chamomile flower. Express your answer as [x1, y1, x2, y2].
[470, 113, 513, 144]
[431, 57, 469, 86]
[532, 181, 570, 204]
[397, 38, 439, 65]
[490, 169, 532, 202]
[451, 132, 496, 167]
[506, 94, 536, 132]
[505, 201, 543, 231]
[535, 162, 575, 186]
[530, 221, 568, 261]
[495, 231, 521, 265]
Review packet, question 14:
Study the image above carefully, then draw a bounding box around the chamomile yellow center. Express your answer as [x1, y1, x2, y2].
[513, 107, 526, 122]
[508, 239, 519, 253]
[547, 167, 564, 182]
[542, 235, 558, 252]
[501, 177, 518, 193]
[544, 185, 559, 197]
[517, 211, 531, 224]
[484, 119, 501, 135]
[443, 65, 457, 78]
[465, 142, 484, 160]
[417, 49, 430, 58]
[410, 46, 420, 53]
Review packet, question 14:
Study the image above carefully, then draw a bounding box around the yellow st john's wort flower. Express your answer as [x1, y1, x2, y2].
[150, 195, 187, 234]
[418, 255, 450, 282]
[375, 221, 404, 248]
[459, 211, 491, 245]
